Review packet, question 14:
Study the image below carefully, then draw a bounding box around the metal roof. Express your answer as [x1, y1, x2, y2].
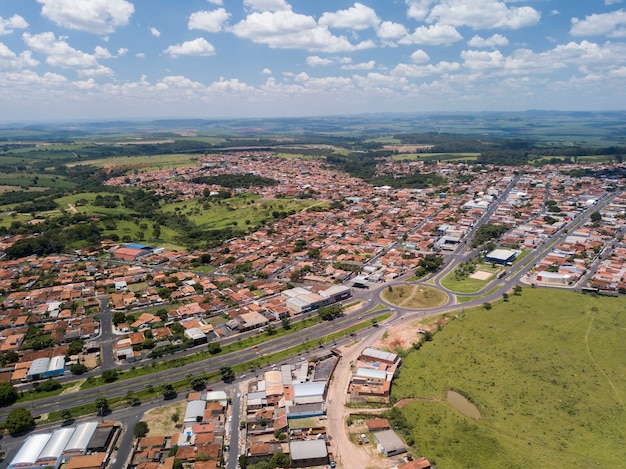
[355, 368, 388, 380]
[362, 347, 398, 363]
[184, 400, 206, 423]
[48, 356, 66, 372]
[28, 357, 50, 376]
[293, 381, 325, 398]
[64, 421, 98, 453]
[374, 429, 406, 453]
[9, 433, 51, 468]
[37, 427, 75, 461]
[289, 439, 328, 460]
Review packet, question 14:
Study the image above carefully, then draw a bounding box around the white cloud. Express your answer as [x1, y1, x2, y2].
[319, 3, 380, 31]
[341, 60, 375, 70]
[231, 10, 375, 52]
[605, 0, 622, 5]
[410, 49, 430, 63]
[307, 55, 335, 66]
[207, 0, 223, 4]
[37, 0, 134, 35]
[0, 15, 29, 36]
[164, 38, 216, 57]
[261, 68, 272, 74]
[400, 24, 462, 45]
[150, 27, 161, 38]
[461, 49, 504, 70]
[428, 0, 540, 30]
[23, 32, 112, 76]
[294, 72, 309, 82]
[393, 61, 461, 77]
[189, 9, 230, 33]
[117, 47, 128, 56]
[0, 42, 38, 69]
[377, 21, 408, 40]
[405, 0, 434, 21]
[467, 34, 509, 48]
[94, 46, 112, 58]
[244, 0, 291, 12]
[136, 52, 145, 58]
[571, 10, 626, 38]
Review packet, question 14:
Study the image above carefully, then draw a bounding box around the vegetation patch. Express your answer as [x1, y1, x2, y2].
[390, 289, 626, 468]
[380, 284, 447, 308]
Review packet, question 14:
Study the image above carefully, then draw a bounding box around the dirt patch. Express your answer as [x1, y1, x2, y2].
[469, 270, 492, 280]
[143, 401, 187, 436]
[373, 316, 449, 352]
[61, 379, 86, 395]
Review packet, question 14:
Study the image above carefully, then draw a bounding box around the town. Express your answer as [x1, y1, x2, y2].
[1, 141, 625, 469]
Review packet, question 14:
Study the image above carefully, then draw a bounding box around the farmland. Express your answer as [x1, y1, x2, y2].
[391, 288, 626, 468]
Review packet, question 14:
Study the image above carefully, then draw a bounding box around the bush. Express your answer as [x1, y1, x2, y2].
[134, 421, 149, 438]
[6, 407, 35, 434]
[102, 369, 118, 383]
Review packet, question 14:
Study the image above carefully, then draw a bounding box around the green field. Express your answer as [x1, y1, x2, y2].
[381, 284, 448, 308]
[160, 195, 322, 230]
[68, 153, 202, 171]
[391, 289, 626, 468]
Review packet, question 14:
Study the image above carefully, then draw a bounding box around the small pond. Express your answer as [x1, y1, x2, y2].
[446, 390, 481, 419]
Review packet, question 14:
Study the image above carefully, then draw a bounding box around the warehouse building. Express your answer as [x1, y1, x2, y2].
[374, 429, 407, 457]
[289, 439, 329, 467]
[8, 433, 51, 469]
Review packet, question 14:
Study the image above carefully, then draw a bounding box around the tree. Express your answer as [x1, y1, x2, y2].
[207, 342, 221, 355]
[0, 381, 18, 407]
[6, 407, 35, 434]
[66, 339, 84, 356]
[220, 366, 235, 383]
[71, 363, 88, 374]
[281, 317, 291, 330]
[238, 454, 249, 469]
[161, 383, 176, 399]
[126, 391, 140, 406]
[95, 395, 109, 415]
[318, 305, 343, 321]
[483, 302, 492, 310]
[188, 375, 206, 390]
[112, 311, 127, 325]
[502, 292, 509, 301]
[101, 369, 118, 383]
[61, 409, 73, 424]
[36, 378, 62, 393]
[134, 421, 149, 438]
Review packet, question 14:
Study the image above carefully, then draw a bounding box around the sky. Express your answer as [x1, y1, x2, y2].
[1, 0, 626, 121]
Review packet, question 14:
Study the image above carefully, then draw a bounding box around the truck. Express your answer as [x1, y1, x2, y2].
[328, 454, 336, 468]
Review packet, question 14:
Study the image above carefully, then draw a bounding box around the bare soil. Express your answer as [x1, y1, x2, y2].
[143, 401, 186, 436]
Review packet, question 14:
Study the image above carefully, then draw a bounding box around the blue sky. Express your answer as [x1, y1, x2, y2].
[1, 0, 626, 121]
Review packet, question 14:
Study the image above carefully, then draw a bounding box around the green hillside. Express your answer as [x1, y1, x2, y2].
[391, 289, 626, 468]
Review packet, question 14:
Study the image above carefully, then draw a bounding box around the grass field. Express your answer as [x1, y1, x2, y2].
[67, 153, 202, 171]
[160, 195, 320, 231]
[380, 284, 448, 308]
[392, 288, 626, 468]
[391, 153, 481, 162]
[440, 264, 502, 294]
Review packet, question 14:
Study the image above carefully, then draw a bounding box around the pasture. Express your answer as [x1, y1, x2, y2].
[392, 288, 626, 468]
